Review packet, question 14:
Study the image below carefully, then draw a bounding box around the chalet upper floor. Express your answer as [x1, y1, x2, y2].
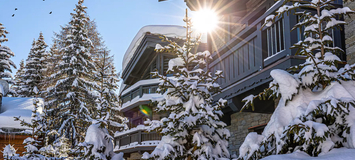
[185, 0, 346, 113]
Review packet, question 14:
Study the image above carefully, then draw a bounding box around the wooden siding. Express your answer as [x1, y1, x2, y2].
[0, 134, 31, 159]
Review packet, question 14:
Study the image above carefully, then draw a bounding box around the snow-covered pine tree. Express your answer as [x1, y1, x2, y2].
[14, 89, 46, 159]
[22, 32, 48, 97]
[53, 18, 104, 60]
[12, 59, 25, 97]
[143, 10, 230, 160]
[45, 0, 98, 148]
[38, 130, 70, 159]
[44, 42, 60, 85]
[0, 23, 16, 96]
[94, 49, 127, 134]
[238, 0, 355, 159]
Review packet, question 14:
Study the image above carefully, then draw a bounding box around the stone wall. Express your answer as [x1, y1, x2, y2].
[345, 1, 355, 64]
[227, 112, 272, 156]
[127, 152, 143, 160]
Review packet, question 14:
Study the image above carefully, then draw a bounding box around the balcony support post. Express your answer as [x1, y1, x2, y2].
[139, 86, 143, 98]
[138, 130, 142, 144]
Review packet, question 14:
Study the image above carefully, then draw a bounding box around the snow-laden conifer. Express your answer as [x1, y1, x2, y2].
[43, 42, 61, 87]
[14, 89, 46, 159]
[94, 49, 127, 134]
[22, 33, 48, 97]
[144, 10, 230, 160]
[12, 59, 25, 97]
[45, 0, 98, 148]
[0, 23, 16, 96]
[238, 0, 355, 159]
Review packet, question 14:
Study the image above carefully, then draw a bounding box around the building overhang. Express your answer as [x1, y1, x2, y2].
[185, 0, 247, 16]
[121, 34, 166, 85]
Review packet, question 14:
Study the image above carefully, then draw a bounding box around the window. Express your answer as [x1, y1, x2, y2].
[266, 18, 285, 58]
[248, 123, 267, 134]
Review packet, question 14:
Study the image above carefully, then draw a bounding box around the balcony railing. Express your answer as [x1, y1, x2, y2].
[114, 129, 161, 152]
[121, 79, 160, 104]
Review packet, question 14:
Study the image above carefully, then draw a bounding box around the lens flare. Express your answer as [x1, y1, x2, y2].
[139, 105, 151, 116]
[192, 9, 218, 33]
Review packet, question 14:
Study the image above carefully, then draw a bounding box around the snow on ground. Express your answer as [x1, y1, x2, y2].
[260, 148, 355, 160]
[0, 97, 43, 130]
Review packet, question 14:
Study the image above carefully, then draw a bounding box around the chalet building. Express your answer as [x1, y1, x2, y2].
[0, 80, 43, 159]
[114, 25, 206, 159]
[184, 0, 346, 156]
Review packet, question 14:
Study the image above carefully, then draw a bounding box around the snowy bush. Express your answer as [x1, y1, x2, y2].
[238, 0, 355, 159]
[144, 10, 230, 160]
[2, 144, 18, 159]
[81, 121, 123, 160]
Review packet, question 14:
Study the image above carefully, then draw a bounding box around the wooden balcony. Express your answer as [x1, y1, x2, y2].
[114, 130, 161, 153]
[121, 80, 159, 104]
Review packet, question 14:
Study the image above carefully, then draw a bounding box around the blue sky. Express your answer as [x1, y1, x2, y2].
[0, 0, 187, 75]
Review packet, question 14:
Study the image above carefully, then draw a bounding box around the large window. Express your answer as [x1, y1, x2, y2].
[266, 18, 285, 58]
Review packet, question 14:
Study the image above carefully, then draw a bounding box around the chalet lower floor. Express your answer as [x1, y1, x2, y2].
[227, 112, 272, 156]
[0, 133, 32, 159]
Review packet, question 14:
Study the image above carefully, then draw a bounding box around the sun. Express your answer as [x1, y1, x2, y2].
[192, 9, 218, 33]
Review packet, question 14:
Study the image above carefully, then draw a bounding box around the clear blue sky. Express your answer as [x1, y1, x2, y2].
[0, 0, 187, 75]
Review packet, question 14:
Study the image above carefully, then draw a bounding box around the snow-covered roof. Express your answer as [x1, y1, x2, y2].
[0, 97, 43, 130]
[122, 25, 187, 72]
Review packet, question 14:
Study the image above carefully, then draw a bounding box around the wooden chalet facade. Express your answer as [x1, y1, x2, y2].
[115, 25, 206, 159]
[185, 0, 346, 156]
[118, 0, 348, 158]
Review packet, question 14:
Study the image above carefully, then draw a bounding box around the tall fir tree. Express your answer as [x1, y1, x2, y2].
[12, 59, 25, 97]
[144, 10, 230, 160]
[238, 0, 355, 159]
[45, 0, 98, 148]
[45, 42, 60, 81]
[94, 49, 127, 134]
[0, 23, 16, 96]
[51, 9, 125, 136]
[42, 41, 61, 98]
[22, 32, 48, 97]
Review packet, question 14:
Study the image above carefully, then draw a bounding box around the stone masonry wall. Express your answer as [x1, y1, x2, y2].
[127, 152, 143, 160]
[345, 1, 355, 64]
[227, 112, 272, 156]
